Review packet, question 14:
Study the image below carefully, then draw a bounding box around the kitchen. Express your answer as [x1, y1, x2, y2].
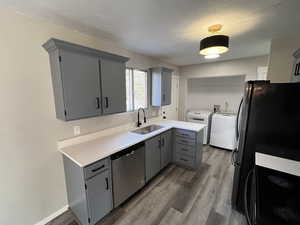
[0, 1, 300, 225]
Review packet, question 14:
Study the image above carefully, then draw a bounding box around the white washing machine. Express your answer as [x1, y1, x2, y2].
[187, 110, 212, 144]
[210, 113, 237, 150]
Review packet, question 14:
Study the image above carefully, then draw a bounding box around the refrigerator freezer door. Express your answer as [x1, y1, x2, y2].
[232, 81, 300, 214]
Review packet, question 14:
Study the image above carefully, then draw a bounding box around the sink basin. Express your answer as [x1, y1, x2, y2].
[131, 125, 163, 135]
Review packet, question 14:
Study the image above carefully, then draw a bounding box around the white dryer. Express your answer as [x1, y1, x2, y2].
[187, 110, 212, 144]
[210, 113, 237, 150]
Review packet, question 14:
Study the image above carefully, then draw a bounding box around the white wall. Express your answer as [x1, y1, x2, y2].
[267, 35, 300, 82]
[0, 8, 178, 225]
[187, 75, 245, 115]
[161, 75, 179, 120]
[179, 55, 269, 120]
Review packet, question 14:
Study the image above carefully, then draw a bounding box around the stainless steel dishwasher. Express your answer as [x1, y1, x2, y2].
[111, 142, 145, 207]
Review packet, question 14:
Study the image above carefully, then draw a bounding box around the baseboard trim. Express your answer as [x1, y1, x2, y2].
[34, 205, 69, 225]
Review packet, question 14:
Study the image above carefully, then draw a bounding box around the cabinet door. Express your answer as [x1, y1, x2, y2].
[162, 71, 172, 106]
[145, 135, 161, 182]
[100, 59, 126, 115]
[86, 170, 112, 225]
[161, 130, 173, 168]
[60, 50, 101, 120]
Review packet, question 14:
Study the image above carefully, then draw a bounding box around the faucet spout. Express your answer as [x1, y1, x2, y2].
[137, 108, 147, 127]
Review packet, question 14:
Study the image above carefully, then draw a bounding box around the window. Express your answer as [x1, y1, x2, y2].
[126, 68, 148, 111]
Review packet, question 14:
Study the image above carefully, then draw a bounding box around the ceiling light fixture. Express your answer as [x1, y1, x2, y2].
[199, 24, 229, 57]
[204, 54, 220, 59]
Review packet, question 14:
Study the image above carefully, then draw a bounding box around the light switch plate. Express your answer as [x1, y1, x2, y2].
[73, 126, 81, 136]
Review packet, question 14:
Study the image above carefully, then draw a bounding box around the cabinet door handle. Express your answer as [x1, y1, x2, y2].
[96, 97, 100, 109]
[158, 139, 161, 148]
[182, 148, 188, 151]
[105, 177, 109, 190]
[162, 138, 165, 147]
[180, 158, 188, 162]
[105, 97, 109, 108]
[297, 63, 300, 75]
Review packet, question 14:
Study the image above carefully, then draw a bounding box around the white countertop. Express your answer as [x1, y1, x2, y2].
[60, 120, 206, 167]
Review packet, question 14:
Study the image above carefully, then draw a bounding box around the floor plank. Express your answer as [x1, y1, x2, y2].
[47, 146, 246, 225]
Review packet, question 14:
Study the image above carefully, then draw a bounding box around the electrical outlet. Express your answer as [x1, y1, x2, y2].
[73, 126, 81, 136]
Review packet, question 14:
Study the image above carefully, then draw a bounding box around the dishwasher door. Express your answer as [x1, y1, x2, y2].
[111, 142, 145, 207]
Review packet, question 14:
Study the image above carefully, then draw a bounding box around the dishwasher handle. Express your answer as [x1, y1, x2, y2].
[111, 142, 145, 160]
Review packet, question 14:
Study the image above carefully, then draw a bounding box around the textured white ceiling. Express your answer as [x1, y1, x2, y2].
[1, 0, 300, 65]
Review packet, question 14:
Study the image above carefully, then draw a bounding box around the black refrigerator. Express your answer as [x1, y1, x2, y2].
[231, 80, 300, 214]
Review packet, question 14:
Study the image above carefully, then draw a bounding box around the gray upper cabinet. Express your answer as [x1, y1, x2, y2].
[100, 59, 126, 115]
[162, 70, 172, 105]
[151, 67, 173, 106]
[59, 50, 102, 120]
[161, 130, 173, 168]
[43, 38, 129, 121]
[145, 135, 161, 182]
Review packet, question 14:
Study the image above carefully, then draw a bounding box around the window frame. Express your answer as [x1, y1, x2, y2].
[126, 67, 149, 112]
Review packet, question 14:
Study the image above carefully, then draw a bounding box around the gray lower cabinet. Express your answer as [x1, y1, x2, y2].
[86, 170, 112, 225]
[173, 128, 203, 169]
[145, 135, 162, 182]
[63, 127, 203, 225]
[43, 38, 129, 121]
[145, 130, 174, 182]
[161, 130, 173, 168]
[63, 156, 113, 225]
[151, 67, 173, 106]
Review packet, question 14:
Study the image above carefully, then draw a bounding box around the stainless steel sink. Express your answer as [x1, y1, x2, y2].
[131, 125, 163, 135]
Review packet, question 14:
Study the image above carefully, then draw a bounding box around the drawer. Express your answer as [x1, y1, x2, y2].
[174, 153, 194, 168]
[175, 136, 196, 146]
[175, 129, 196, 139]
[175, 143, 195, 157]
[84, 158, 110, 180]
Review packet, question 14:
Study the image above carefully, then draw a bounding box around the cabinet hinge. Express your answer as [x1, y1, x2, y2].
[88, 218, 91, 223]
[59, 56, 62, 62]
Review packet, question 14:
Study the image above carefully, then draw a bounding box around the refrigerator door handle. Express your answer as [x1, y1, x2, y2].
[231, 148, 239, 166]
[232, 98, 243, 166]
[236, 98, 244, 140]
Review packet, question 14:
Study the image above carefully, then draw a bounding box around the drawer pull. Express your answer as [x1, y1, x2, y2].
[91, 165, 105, 172]
[182, 148, 189, 151]
[180, 158, 188, 162]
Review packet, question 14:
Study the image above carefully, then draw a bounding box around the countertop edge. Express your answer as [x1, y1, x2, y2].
[60, 121, 206, 167]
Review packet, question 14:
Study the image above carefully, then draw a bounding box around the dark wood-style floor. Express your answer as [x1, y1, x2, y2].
[48, 146, 247, 225]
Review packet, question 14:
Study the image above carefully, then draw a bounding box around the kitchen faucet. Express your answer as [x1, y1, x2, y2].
[137, 108, 146, 127]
